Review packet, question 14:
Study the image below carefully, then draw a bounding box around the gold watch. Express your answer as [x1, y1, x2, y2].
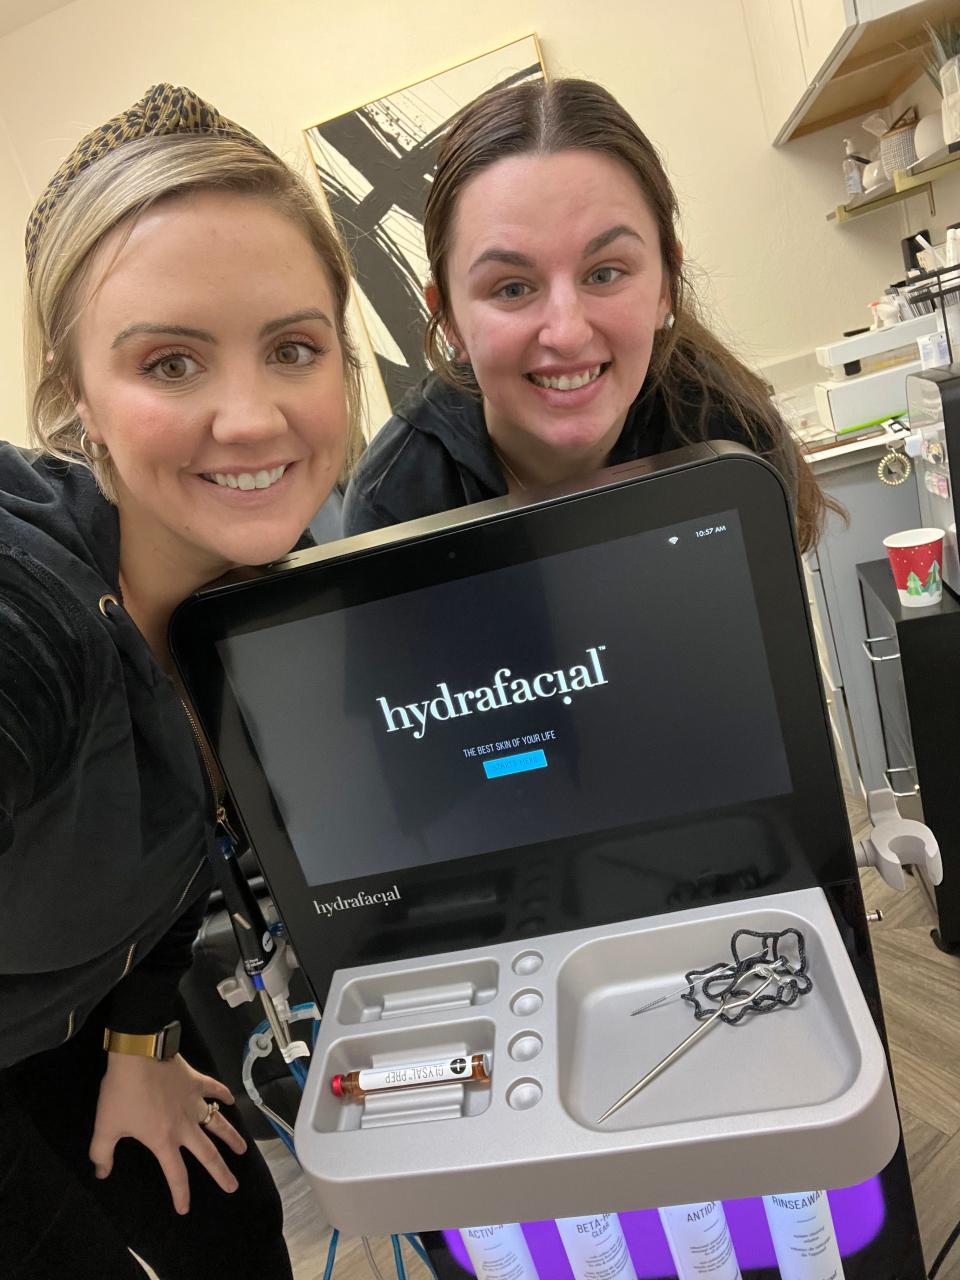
[103, 1020, 181, 1060]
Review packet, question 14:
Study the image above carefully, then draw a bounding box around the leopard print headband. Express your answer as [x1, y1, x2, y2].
[25, 83, 277, 283]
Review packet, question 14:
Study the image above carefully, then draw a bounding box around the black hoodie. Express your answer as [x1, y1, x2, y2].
[0, 444, 215, 1067]
[343, 373, 796, 536]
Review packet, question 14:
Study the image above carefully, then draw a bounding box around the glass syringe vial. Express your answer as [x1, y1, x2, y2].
[331, 1051, 491, 1099]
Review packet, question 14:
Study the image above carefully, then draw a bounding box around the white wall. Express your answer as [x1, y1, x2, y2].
[0, 0, 922, 447]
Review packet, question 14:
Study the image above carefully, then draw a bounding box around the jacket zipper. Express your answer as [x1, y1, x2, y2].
[172, 859, 206, 914]
[112, 707, 210, 987]
[95, 600, 225, 963]
[178, 695, 241, 850]
[178, 695, 278, 980]
[179, 694, 282, 1036]
[120, 940, 138, 978]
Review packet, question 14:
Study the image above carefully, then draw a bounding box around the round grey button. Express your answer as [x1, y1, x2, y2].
[506, 1078, 543, 1111]
[511, 950, 544, 976]
[510, 989, 543, 1017]
[508, 1032, 543, 1063]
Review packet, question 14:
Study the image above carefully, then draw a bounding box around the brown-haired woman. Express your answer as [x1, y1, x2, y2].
[0, 84, 362, 1277]
[343, 77, 828, 552]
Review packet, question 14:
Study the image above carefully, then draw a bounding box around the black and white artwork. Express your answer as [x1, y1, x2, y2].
[305, 36, 544, 407]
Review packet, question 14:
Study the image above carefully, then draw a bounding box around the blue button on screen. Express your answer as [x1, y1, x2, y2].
[483, 749, 548, 780]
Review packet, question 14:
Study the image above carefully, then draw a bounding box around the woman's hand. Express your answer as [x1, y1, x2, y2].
[89, 1051, 247, 1214]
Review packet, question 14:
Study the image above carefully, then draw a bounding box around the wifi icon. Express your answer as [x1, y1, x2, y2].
[668, 536, 679, 545]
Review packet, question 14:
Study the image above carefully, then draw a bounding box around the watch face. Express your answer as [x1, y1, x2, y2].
[160, 1020, 182, 1060]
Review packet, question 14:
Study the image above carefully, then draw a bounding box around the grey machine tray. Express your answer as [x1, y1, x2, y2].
[294, 887, 900, 1237]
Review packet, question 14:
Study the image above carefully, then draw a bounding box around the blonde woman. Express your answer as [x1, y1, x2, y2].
[0, 85, 362, 1277]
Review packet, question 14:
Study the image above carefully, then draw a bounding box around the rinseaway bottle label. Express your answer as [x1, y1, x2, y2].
[556, 1213, 638, 1280]
[762, 1191, 845, 1280]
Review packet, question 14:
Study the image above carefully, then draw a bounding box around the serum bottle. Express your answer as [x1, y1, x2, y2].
[460, 1223, 540, 1280]
[658, 1200, 743, 1280]
[555, 1213, 638, 1280]
[762, 1190, 845, 1280]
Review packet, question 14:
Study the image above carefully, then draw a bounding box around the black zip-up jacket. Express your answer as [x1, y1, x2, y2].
[0, 444, 216, 1068]
[343, 373, 796, 535]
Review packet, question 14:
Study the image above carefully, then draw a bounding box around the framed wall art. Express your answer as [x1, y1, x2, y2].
[305, 35, 545, 407]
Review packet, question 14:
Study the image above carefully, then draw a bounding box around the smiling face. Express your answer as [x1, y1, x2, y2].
[72, 189, 348, 578]
[441, 149, 672, 475]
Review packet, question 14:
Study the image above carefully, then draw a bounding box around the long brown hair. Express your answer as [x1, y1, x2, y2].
[423, 77, 836, 552]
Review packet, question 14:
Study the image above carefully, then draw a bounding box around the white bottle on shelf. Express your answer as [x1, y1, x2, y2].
[842, 138, 866, 195]
[658, 1200, 742, 1280]
[555, 1213, 638, 1280]
[762, 1190, 845, 1280]
[460, 1223, 540, 1280]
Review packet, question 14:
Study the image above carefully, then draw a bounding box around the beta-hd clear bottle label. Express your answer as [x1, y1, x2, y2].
[555, 1213, 637, 1280]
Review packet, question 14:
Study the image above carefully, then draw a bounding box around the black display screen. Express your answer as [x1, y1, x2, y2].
[218, 509, 791, 887]
[171, 445, 857, 995]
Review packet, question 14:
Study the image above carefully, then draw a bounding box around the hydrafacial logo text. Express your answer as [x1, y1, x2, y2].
[313, 885, 401, 918]
[375, 646, 609, 740]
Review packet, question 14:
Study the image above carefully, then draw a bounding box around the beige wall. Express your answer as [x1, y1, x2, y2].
[0, 113, 29, 444]
[891, 73, 960, 251]
[0, 0, 925, 447]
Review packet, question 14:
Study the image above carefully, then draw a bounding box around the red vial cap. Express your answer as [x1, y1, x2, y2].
[330, 1074, 344, 1097]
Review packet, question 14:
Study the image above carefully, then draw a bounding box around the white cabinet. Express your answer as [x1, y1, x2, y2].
[741, 0, 810, 142]
[742, 0, 942, 144]
[793, 0, 857, 84]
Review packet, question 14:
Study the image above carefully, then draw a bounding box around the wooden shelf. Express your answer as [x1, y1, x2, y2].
[827, 180, 935, 223]
[895, 142, 960, 192]
[827, 142, 960, 223]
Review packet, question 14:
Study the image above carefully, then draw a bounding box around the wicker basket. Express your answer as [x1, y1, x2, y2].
[881, 109, 918, 179]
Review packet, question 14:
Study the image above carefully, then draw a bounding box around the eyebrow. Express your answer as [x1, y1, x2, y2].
[112, 323, 215, 349]
[583, 224, 644, 256]
[469, 224, 644, 275]
[111, 308, 333, 349]
[259, 308, 333, 337]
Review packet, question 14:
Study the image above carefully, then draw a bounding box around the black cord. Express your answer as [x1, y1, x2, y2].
[929, 1213, 960, 1278]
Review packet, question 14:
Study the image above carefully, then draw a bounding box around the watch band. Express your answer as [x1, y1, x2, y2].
[103, 1020, 181, 1060]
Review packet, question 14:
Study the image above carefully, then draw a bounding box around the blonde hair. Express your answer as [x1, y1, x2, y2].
[25, 133, 364, 503]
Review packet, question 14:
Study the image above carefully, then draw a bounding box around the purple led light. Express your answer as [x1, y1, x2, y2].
[442, 1176, 886, 1276]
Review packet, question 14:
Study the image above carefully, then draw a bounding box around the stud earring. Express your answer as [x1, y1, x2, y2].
[663, 312, 675, 330]
[79, 429, 110, 463]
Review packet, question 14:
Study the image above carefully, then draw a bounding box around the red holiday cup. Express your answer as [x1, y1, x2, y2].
[882, 527, 945, 608]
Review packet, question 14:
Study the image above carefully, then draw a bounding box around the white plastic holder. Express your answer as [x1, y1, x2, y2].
[855, 787, 942, 891]
[217, 937, 310, 1059]
[217, 935, 301, 1008]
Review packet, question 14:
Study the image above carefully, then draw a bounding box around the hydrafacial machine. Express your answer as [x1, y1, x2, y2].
[171, 443, 941, 1279]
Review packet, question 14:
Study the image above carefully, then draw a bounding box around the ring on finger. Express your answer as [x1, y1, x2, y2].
[199, 1100, 220, 1127]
